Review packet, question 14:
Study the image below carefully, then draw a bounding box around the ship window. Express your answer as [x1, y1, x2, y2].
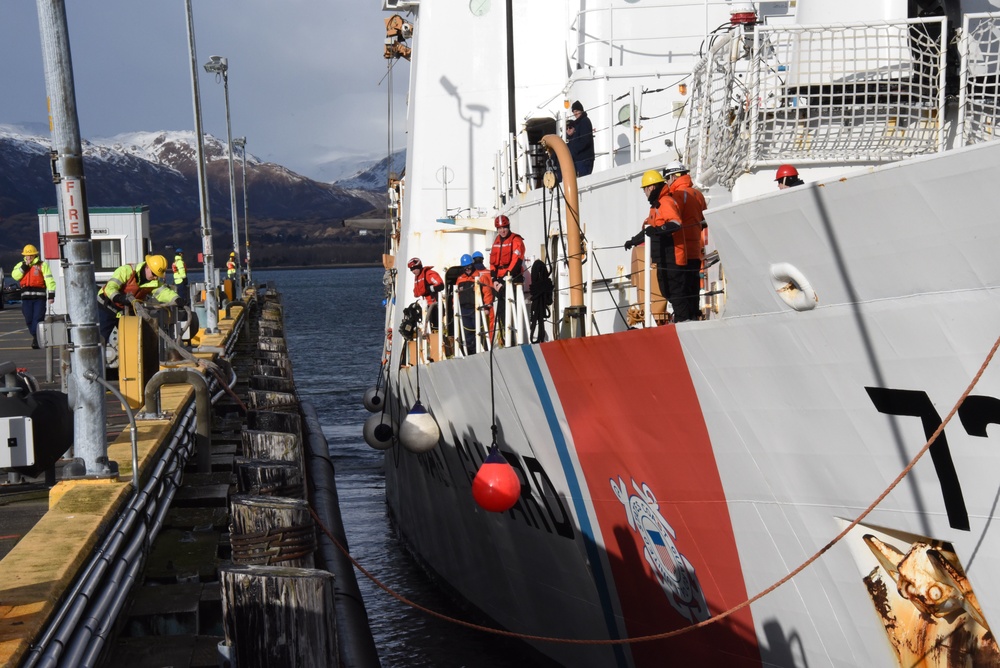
[93, 239, 122, 272]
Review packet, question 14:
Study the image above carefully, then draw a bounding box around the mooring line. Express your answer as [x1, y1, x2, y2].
[311, 331, 1000, 645]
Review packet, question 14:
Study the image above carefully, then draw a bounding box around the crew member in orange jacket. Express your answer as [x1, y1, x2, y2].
[456, 254, 494, 354]
[489, 215, 525, 337]
[624, 170, 694, 322]
[472, 251, 495, 338]
[663, 161, 706, 321]
[408, 257, 444, 328]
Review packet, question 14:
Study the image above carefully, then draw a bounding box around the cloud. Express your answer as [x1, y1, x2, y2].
[0, 0, 409, 181]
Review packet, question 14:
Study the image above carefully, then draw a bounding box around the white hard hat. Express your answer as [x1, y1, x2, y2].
[662, 160, 689, 177]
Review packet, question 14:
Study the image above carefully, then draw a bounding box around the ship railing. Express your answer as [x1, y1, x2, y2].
[960, 12, 1000, 146]
[497, 275, 530, 347]
[686, 18, 948, 190]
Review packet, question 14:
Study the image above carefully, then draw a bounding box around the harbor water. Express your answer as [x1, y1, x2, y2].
[260, 267, 547, 668]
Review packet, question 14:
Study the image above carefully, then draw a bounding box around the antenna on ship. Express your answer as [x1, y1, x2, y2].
[471, 346, 521, 512]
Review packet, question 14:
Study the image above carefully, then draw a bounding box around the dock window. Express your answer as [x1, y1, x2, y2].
[93, 239, 122, 272]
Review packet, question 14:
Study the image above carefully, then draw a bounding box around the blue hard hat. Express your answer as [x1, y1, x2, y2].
[175, 248, 183, 254]
[472, 251, 484, 260]
[460, 254, 474, 267]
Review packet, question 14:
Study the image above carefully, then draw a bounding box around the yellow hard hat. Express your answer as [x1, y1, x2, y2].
[145, 254, 168, 277]
[22, 244, 39, 256]
[640, 170, 665, 188]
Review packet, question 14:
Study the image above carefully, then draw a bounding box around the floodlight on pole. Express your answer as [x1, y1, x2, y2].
[203, 54, 242, 297]
[232, 136, 251, 283]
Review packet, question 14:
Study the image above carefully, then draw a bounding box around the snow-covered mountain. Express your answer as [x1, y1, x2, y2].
[0, 125, 377, 216]
[0, 125, 388, 263]
[331, 150, 405, 191]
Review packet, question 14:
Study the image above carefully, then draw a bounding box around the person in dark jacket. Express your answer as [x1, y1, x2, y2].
[566, 100, 595, 177]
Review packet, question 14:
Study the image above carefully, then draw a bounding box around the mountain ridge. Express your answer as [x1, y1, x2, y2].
[0, 127, 397, 265]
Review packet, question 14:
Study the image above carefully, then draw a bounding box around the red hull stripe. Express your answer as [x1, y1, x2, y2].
[539, 327, 761, 666]
[522, 345, 631, 667]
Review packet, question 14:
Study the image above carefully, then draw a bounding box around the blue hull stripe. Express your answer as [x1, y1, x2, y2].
[522, 346, 629, 667]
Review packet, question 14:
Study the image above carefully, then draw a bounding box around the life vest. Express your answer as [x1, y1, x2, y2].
[172, 255, 187, 281]
[413, 266, 444, 305]
[490, 232, 526, 282]
[100, 264, 158, 310]
[19, 264, 46, 289]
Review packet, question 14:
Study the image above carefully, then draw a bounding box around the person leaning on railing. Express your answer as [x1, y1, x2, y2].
[625, 170, 697, 322]
[408, 257, 444, 329]
[96, 254, 179, 344]
[663, 161, 707, 321]
[490, 215, 525, 337]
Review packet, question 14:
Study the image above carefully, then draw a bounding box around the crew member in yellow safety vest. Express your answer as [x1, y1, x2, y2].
[227, 252, 237, 280]
[172, 248, 188, 305]
[97, 255, 178, 344]
[11, 244, 56, 349]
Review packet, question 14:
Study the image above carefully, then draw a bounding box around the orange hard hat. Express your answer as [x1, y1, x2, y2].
[775, 164, 799, 180]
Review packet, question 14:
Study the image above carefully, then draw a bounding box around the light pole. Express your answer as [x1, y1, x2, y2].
[233, 136, 251, 284]
[184, 0, 219, 333]
[203, 54, 241, 297]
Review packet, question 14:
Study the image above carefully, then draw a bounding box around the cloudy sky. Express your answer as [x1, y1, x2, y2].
[0, 1, 410, 181]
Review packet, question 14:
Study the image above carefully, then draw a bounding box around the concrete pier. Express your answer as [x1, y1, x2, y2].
[0, 289, 379, 667]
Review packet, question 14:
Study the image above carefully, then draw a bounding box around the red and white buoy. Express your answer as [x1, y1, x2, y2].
[472, 446, 521, 512]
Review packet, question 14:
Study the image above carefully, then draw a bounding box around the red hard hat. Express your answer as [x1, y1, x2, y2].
[494, 215, 510, 229]
[775, 164, 798, 180]
[407, 257, 421, 270]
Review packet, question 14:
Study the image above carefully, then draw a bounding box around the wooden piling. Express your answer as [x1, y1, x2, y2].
[241, 430, 301, 463]
[249, 375, 296, 393]
[220, 564, 337, 668]
[229, 495, 315, 568]
[247, 409, 302, 438]
[234, 458, 303, 498]
[247, 389, 298, 411]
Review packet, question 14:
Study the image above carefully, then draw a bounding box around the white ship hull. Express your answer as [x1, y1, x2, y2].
[374, 1, 1000, 664]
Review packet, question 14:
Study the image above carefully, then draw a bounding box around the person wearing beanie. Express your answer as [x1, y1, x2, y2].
[566, 100, 595, 177]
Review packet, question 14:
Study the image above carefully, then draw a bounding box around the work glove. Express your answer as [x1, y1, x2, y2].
[625, 229, 646, 251]
[644, 225, 662, 238]
[17, 262, 27, 274]
[112, 292, 128, 307]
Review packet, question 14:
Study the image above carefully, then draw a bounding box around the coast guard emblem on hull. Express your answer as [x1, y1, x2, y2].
[611, 476, 709, 623]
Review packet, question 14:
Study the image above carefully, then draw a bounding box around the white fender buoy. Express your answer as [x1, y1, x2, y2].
[399, 400, 440, 453]
[363, 386, 386, 412]
[770, 262, 818, 312]
[363, 412, 396, 450]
